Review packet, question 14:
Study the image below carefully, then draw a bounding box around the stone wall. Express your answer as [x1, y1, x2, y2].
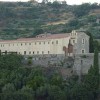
[23, 53, 100, 75]
[73, 53, 100, 75]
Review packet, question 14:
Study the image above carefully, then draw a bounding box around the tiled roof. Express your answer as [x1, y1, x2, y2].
[0, 33, 70, 43]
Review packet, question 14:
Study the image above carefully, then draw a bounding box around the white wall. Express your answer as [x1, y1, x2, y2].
[0, 37, 70, 55]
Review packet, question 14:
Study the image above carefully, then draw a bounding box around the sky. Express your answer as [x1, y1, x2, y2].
[0, 0, 100, 5]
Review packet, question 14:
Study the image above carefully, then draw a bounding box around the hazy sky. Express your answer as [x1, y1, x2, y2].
[0, 0, 100, 5]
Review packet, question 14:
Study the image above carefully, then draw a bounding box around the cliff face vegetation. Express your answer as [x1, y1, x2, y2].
[0, 2, 100, 39]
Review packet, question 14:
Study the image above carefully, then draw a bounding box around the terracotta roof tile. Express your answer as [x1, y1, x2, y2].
[0, 33, 70, 43]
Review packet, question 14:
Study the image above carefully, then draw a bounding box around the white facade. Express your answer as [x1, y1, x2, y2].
[0, 30, 89, 55]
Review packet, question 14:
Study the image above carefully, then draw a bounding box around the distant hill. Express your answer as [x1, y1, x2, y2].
[0, 1, 100, 39]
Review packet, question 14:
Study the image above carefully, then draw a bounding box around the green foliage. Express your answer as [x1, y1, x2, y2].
[73, 3, 91, 17]
[28, 75, 46, 90]
[84, 48, 99, 99]
[50, 74, 64, 88]
[36, 84, 66, 100]
[33, 28, 44, 36]
[0, 57, 99, 100]
[0, 54, 22, 70]
[94, 40, 100, 51]
[52, 1, 61, 9]
[63, 19, 85, 33]
[2, 83, 16, 93]
[0, 92, 35, 100]
[86, 31, 94, 53]
[70, 83, 90, 100]
[87, 27, 100, 39]
[0, 2, 99, 39]
[27, 59, 32, 65]
[87, 15, 97, 22]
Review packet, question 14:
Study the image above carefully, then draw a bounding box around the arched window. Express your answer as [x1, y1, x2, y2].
[82, 39, 85, 44]
[82, 49, 85, 53]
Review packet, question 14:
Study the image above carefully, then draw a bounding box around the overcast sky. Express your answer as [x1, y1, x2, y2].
[0, 0, 100, 5]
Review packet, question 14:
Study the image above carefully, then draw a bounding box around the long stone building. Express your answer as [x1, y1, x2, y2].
[0, 30, 89, 55]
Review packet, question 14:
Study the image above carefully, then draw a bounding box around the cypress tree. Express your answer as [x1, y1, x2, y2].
[84, 48, 99, 99]
[86, 31, 94, 53]
[93, 48, 99, 91]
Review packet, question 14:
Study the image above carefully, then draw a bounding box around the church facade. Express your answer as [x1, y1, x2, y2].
[0, 30, 89, 55]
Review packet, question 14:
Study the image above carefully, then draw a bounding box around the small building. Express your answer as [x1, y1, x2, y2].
[0, 30, 89, 56]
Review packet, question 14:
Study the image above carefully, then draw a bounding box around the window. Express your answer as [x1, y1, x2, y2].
[13, 44, 14, 46]
[52, 42, 54, 44]
[48, 42, 49, 44]
[75, 33, 77, 35]
[73, 40, 75, 43]
[25, 43, 27, 45]
[48, 51, 50, 54]
[29, 51, 31, 54]
[42, 51, 44, 54]
[39, 42, 41, 45]
[9, 44, 10, 46]
[82, 50, 85, 53]
[24, 51, 26, 55]
[33, 51, 34, 54]
[56, 40, 58, 44]
[29, 43, 31, 45]
[21, 43, 22, 46]
[37, 51, 39, 54]
[44, 42, 45, 44]
[1, 45, 2, 47]
[82, 39, 85, 44]
[35, 42, 36, 45]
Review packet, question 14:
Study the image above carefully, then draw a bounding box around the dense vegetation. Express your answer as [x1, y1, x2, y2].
[0, 2, 100, 39]
[0, 46, 99, 100]
[0, 1, 100, 99]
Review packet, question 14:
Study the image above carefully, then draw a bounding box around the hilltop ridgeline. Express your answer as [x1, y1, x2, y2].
[0, 1, 100, 39]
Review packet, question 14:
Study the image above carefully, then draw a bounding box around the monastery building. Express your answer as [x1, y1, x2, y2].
[0, 30, 89, 55]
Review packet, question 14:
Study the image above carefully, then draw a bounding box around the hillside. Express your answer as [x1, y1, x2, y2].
[0, 2, 100, 39]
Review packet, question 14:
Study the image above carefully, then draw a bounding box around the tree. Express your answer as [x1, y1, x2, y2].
[68, 19, 79, 27]
[36, 84, 67, 100]
[73, 3, 91, 17]
[2, 83, 16, 93]
[86, 31, 94, 53]
[19, 86, 34, 99]
[70, 83, 91, 100]
[48, 85, 66, 100]
[87, 15, 97, 22]
[28, 74, 46, 90]
[0, 54, 23, 70]
[50, 74, 64, 88]
[27, 59, 32, 66]
[52, 1, 61, 9]
[91, 3, 99, 9]
[84, 48, 99, 99]
[33, 28, 44, 36]
[94, 40, 99, 51]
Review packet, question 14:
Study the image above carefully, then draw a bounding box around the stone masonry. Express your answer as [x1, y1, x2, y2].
[24, 53, 100, 75]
